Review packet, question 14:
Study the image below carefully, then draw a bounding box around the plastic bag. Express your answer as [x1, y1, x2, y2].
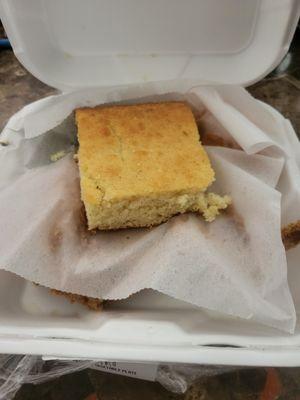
[156, 363, 238, 393]
[0, 355, 238, 399]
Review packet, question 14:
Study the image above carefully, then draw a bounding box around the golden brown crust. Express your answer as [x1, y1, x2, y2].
[282, 220, 300, 251]
[51, 289, 103, 311]
[76, 101, 214, 202]
[76, 101, 215, 230]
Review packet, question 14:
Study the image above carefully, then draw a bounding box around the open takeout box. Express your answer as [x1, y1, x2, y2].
[0, 0, 300, 367]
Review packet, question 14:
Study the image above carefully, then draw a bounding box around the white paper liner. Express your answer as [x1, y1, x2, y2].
[1, 81, 299, 333]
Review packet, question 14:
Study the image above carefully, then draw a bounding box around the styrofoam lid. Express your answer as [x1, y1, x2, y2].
[0, 0, 299, 91]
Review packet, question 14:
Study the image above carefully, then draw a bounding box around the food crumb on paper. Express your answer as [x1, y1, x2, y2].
[50, 150, 66, 162]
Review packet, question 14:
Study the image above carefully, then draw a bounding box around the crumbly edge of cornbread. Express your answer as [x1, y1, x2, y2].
[85, 190, 231, 230]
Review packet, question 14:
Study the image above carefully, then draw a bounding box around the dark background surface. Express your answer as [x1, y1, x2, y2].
[0, 21, 300, 400]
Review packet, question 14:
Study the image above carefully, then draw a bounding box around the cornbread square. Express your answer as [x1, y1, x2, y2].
[76, 102, 229, 230]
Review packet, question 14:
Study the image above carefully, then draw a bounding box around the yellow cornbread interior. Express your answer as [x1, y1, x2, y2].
[76, 102, 230, 230]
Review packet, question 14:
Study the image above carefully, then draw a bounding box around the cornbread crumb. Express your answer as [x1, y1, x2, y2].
[76, 102, 229, 230]
[199, 193, 232, 222]
[50, 150, 66, 162]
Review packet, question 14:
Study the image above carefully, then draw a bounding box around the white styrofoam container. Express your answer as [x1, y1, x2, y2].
[1, 0, 299, 90]
[0, 0, 300, 366]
